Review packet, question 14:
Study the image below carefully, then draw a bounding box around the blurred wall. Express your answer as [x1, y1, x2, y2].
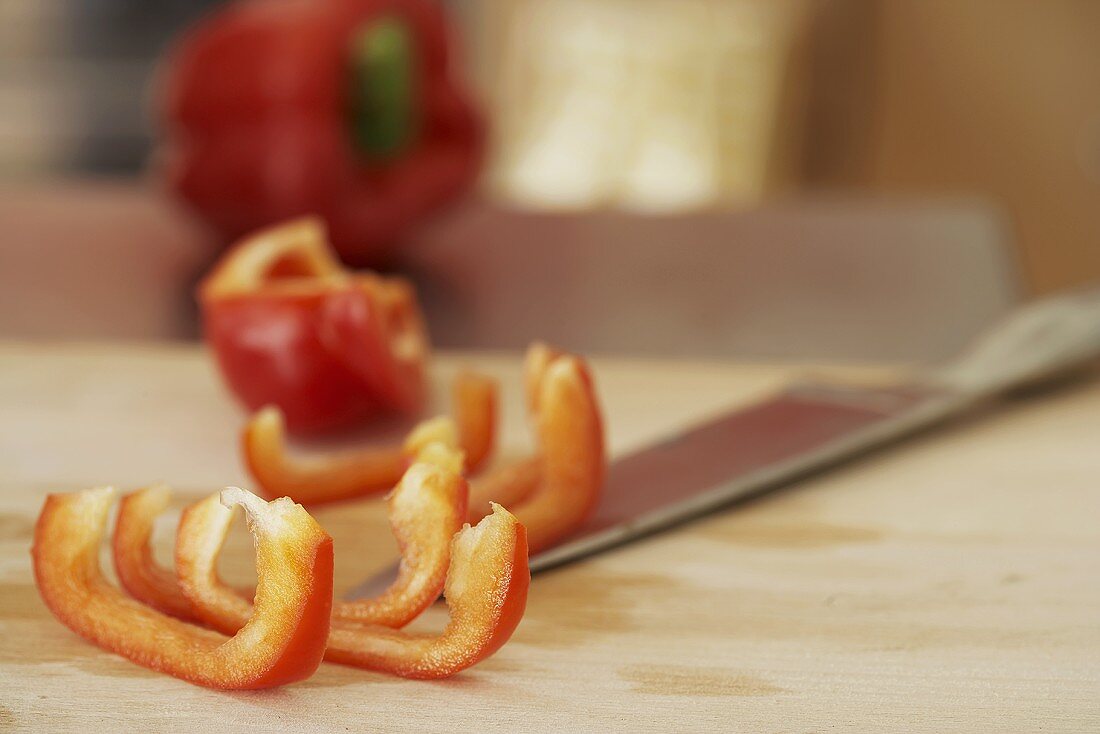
[805, 0, 1100, 295]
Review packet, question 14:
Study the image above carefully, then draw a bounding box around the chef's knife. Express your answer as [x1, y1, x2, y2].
[346, 285, 1100, 598]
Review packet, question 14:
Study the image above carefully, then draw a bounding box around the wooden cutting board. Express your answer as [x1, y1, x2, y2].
[1, 343, 1097, 732]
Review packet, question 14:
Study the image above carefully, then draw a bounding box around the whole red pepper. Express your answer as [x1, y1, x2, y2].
[159, 0, 484, 265]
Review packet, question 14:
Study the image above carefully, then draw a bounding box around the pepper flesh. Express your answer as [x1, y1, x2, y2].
[200, 217, 430, 433]
[243, 373, 496, 505]
[178, 462, 528, 678]
[32, 486, 333, 690]
[112, 485, 196, 621]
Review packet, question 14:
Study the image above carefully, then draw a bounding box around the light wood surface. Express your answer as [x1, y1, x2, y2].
[0, 343, 1097, 732]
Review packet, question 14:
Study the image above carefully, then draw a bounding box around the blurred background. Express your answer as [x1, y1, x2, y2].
[1, 0, 1098, 362]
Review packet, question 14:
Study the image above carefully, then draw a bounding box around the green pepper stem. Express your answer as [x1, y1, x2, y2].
[348, 17, 417, 161]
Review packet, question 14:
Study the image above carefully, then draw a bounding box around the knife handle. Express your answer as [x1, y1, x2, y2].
[935, 284, 1100, 396]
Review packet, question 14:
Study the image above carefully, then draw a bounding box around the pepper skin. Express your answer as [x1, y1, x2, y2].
[32, 486, 333, 690]
[243, 373, 496, 505]
[160, 0, 484, 265]
[200, 217, 430, 433]
[112, 485, 196, 621]
[178, 462, 529, 678]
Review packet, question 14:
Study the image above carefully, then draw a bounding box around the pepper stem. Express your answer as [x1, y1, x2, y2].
[348, 17, 417, 161]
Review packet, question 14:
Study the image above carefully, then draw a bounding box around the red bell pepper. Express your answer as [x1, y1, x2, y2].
[199, 217, 430, 432]
[33, 487, 333, 690]
[160, 0, 484, 264]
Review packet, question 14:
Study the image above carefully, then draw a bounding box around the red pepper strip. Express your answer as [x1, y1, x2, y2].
[243, 374, 496, 505]
[179, 467, 529, 678]
[506, 354, 606, 554]
[243, 405, 408, 504]
[181, 440, 467, 632]
[112, 485, 196, 621]
[32, 487, 333, 690]
[464, 341, 584, 525]
[324, 503, 528, 679]
[337, 439, 467, 627]
[452, 370, 496, 474]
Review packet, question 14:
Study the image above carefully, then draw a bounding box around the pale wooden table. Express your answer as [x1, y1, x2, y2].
[0, 343, 1097, 732]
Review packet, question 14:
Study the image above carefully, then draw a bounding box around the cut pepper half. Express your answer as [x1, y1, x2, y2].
[112, 485, 196, 621]
[243, 372, 496, 505]
[178, 465, 528, 678]
[199, 217, 431, 433]
[33, 486, 333, 690]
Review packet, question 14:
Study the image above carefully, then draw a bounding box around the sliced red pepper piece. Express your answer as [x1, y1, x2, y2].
[32, 486, 333, 690]
[324, 503, 528, 679]
[182, 439, 467, 632]
[467, 346, 606, 551]
[243, 373, 496, 505]
[243, 405, 409, 504]
[178, 462, 529, 678]
[112, 485, 196, 621]
[199, 217, 430, 433]
[335, 441, 468, 627]
[511, 354, 605, 553]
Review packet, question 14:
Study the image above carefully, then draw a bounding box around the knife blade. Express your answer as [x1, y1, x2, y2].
[346, 284, 1100, 598]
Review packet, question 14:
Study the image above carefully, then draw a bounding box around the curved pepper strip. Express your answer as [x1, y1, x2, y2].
[112, 485, 196, 621]
[178, 462, 529, 678]
[511, 355, 605, 553]
[467, 347, 605, 552]
[243, 373, 496, 505]
[32, 486, 333, 690]
[181, 440, 467, 631]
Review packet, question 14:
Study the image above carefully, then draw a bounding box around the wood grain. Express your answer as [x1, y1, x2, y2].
[0, 343, 1097, 732]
